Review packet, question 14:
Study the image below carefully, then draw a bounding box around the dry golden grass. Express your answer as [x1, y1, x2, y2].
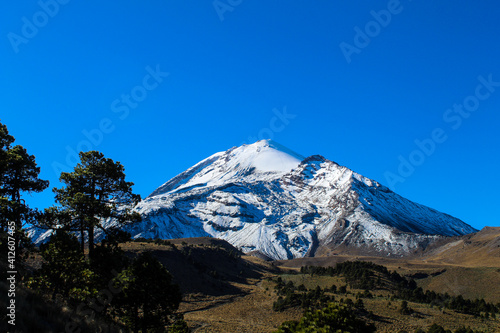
[416, 266, 500, 304]
[182, 275, 302, 332]
[364, 297, 500, 332]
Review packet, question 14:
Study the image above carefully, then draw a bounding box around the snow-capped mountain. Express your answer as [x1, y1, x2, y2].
[121, 140, 476, 260]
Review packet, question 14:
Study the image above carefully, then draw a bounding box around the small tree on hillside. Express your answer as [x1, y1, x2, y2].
[28, 230, 97, 301]
[52, 151, 140, 256]
[399, 300, 413, 315]
[112, 252, 182, 333]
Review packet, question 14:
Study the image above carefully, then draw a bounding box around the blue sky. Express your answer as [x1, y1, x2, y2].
[1, 1, 499, 230]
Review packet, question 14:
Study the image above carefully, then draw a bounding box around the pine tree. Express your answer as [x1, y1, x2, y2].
[112, 252, 182, 333]
[399, 300, 413, 315]
[0, 121, 15, 192]
[28, 230, 98, 301]
[91, 227, 131, 288]
[52, 151, 140, 256]
[1, 145, 49, 226]
[0, 120, 48, 261]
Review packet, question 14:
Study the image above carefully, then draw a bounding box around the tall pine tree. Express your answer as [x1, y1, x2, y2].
[2, 145, 49, 227]
[52, 151, 140, 256]
[0, 121, 15, 230]
[0, 120, 48, 260]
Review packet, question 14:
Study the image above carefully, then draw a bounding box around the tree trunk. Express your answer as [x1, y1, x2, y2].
[14, 189, 22, 231]
[52, 284, 59, 301]
[142, 308, 148, 333]
[134, 305, 139, 333]
[88, 224, 94, 258]
[80, 223, 85, 254]
[89, 181, 96, 258]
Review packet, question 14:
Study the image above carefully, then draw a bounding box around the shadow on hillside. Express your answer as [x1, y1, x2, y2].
[123, 239, 268, 296]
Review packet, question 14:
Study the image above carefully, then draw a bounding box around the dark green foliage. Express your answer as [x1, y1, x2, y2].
[453, 326, 484, 333]
[274, 302, 376, 333]
[51, 150, 141, 256]
[27, 230, 97, 301]
[395, 284, 499, 316]
[0, 143, 49, 229]
[301, 261, 388, 290]
[91, 228, 131, 289]
[272, 279, 335, 312]
[413, 324, 485, 333]
[112, 251, 182, 333]
[0, 274, 125, 333]
[154, 238, 172, 246]
[399, 300, 413, 315]
[355, 298, 365, 310]
[0, 121, 48, 263]
[301, 261, 388, 286]
[169, 317, 190, 333]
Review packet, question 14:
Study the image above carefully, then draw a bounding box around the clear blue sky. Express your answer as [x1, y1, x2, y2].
[1, 1, 499, 230]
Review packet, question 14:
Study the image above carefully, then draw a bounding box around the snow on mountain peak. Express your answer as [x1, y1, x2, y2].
[237, 140, 304, 174]
[149, 140, 304, 197]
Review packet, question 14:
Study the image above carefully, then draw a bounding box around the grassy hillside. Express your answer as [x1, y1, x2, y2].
[421, 227, 500, 267]
[415, 266, 500, 304]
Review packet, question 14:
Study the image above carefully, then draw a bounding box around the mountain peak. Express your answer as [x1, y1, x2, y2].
[251, 139, 305, 160]
[233, 140, 304, 174]
[149, 140, 303, 197]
